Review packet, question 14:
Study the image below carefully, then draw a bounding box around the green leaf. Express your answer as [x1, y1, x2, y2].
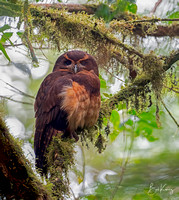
[103, 93, 110, 98]
[114, 1, 129, 12]
[0, 0, 21, 17]
[110, 110, 120, 129]
[99, 74, 107, 89]
[128, 3, 137, 14]
[0, 24, 11, 32]
[95, 3, 112, 21]
[110, 129, 120, 141]
[129, 109, 137, 115]
[83, 195, 97, 200]
[0, 42, 10, 61]
[17, 31, 23, 38]
[125, 119, 134, 126]
[132, 192, 162, 200]
[0, 32, 13, 44]
[146, 135, 158, 142]
[168, 11, 179, 19]
[132, 193, 149, 200]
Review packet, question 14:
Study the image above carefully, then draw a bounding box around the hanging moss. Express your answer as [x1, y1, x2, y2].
[46, 136, 75, 199]
[95, 134, 106, 153]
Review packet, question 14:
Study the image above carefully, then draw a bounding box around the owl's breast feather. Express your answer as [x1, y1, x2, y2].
[58, 74, 101, 132]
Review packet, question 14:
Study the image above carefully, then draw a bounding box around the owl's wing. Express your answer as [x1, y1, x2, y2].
[34, 71, 72, 174]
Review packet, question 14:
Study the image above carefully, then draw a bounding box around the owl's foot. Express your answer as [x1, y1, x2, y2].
[72, 132, 79, 142]
[62, 130, 79, 142]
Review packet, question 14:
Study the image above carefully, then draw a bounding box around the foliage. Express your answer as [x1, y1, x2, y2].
[95, 0, 137, 21]
[0, 0, 22, 61]
[80, 151, 179, 199]
[0, 0, 21, 17]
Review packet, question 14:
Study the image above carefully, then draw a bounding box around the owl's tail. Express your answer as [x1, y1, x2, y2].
[34, 125, 58, 175]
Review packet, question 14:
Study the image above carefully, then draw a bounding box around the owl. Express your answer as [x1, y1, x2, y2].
[34, 50, 101, 174]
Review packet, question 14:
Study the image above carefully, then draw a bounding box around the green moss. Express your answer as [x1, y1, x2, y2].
[95, 134, 106, 153]
[46, 136, 75, 199]
[0, 115, 52, 199]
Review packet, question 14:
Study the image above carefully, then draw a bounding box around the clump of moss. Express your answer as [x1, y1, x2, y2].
[47, 136, 75, 199]
[95, 133, 106, 153]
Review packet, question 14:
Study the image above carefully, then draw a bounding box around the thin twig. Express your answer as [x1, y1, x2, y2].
[161, 100, 179, 127]
[80, 145, 86, 193]
[150, 0, 162, 15]
[163, 85, 179, 94]
[24, 0, 38, 63]
[3, 43, 24, 47]
[132, 18, 179, 23]
[110, 127, 134, 200]
[102, 66, 125, 83]
[70, 188, 77, 200]
[0, 95, 33, 105]
[0, 80, 35, 99]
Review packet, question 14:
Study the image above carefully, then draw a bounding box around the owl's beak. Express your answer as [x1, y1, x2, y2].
[74, 64, 78, 73]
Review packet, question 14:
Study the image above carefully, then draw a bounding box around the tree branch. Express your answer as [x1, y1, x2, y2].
[32, 3, 96, 14]
[0, 116, 52, 199]
[132, 18, 179, 23]
[31, 3, 179, 37]
[133, 24, 179, 37]
[99, 50, 179, 120]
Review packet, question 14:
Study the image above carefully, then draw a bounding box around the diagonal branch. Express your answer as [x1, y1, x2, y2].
[150, 0, 162, 14]
[0, 116, 52, 199]
[161, 100, 179, 127]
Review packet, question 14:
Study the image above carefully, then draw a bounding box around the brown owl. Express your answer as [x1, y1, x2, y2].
[34, 50, 101, 174]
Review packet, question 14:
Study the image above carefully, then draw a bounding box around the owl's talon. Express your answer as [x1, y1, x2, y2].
[72, 132, 79, 142]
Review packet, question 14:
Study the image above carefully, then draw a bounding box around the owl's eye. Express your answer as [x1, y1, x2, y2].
[65, 60, 72, 65]
[80, 60, 88, 66]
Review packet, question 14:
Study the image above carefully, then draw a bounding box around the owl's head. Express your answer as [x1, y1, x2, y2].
[53, 50, 99, 76]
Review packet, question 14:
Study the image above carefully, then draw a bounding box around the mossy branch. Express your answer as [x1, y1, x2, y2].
[31, 3, 97, 15]
[31, 3, 179, 37]
[0, 115, 52, 200]
[29, 6, 143, 69]
[98, 50, 179, 120]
